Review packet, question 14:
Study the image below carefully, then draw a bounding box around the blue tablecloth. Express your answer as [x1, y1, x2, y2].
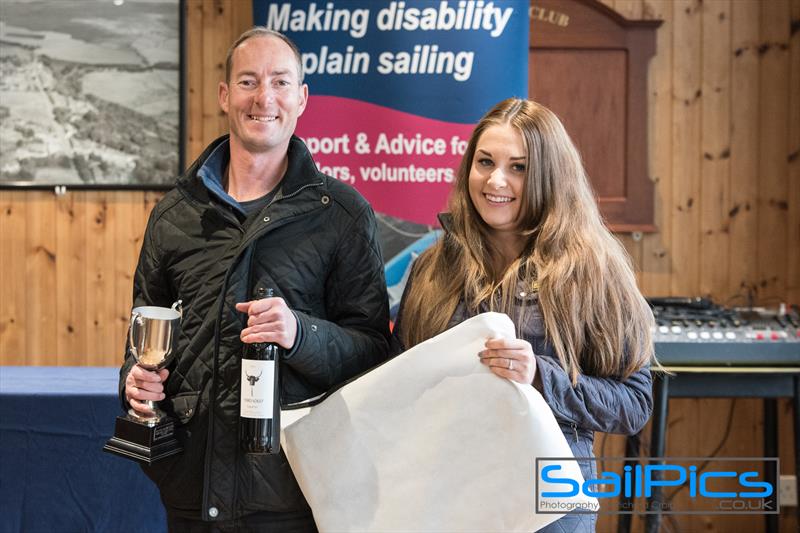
[0, 366, 166, 533]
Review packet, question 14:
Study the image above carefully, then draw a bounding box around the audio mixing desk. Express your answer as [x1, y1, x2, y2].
[650, 297, 800, 366]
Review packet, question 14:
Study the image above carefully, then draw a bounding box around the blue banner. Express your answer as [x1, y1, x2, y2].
[252, 0, 529, 224]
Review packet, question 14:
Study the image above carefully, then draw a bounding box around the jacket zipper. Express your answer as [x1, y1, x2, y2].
[219, 180, 323, 516]
[570, 422, 579, 443]
[230, 240, 262, 516]
[201, 209, 247, 520]
[269, 180, 323, 206]
[238, 180, 325, 250]
[203, 264, 233, 520]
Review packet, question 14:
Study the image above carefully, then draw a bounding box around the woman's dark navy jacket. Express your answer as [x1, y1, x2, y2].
[118, 135, 391, 522]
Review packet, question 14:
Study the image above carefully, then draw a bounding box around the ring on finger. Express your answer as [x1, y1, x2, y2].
[507, 358, 513, 371]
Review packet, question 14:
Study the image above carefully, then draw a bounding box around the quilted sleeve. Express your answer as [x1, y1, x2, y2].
[284, 204, 391, 389]
[534, 356, 653, 436]
[117, 211, 174, 410]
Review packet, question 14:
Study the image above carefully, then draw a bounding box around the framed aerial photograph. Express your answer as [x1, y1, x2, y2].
[0, 0, 184, 189]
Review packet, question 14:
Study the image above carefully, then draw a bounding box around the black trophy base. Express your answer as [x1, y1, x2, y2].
[104, 415, 183, 465]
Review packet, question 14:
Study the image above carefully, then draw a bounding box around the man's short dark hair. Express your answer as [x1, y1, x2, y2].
[225, 27, 304, 84]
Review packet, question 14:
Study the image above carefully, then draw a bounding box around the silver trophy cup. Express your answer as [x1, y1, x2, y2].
[127, 301, 182, 422]
[104, 300, 184, 464]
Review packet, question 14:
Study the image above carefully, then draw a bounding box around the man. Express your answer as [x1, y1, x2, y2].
[120, 28, 390, 530]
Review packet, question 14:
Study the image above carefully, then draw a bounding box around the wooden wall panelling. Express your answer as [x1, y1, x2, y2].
[85, 191, 115, 366]
[726, 398, 768, 527]
[670, 0, 702, 297]
[699, 0, 731, 302]
[184, 0, 253, 163]
[186, 0, 205, 164]
[614, 0, 641, 18]
[593, 433, 626, 531]
[55, 191, 87, 364]
[666, 398, 700, 531]
[0, 191, 27, 362]
[665, 0, 703, 531]
[112, 193, 142, 367]
[692, 398, 761, 532]
[641, 0, 674, 297]
[201, 0, 232, 149]
[0, 194, 9, 356]
[779, 396, 799, 527]
[596, 4, 652, 531]
[232, 0, 254, 36]
[729, 0, 762, 304]
[2, 2, 796, 359]
[0, 0, 795, 529]
[787, 0, 800, 305]
[757, 0, 791, 303]
[25, 192, 57, 364]
[612, 0, 644, 284]
[618, 235, 643, 287]
[630, 0, 673, 513]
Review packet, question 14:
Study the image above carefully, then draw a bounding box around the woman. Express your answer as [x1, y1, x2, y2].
[393, 98, 654, 532]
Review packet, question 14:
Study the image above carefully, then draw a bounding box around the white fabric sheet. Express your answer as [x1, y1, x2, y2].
[281, 312, 597, 532]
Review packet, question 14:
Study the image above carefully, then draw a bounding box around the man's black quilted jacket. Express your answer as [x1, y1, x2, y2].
[118, 135, 391, 521]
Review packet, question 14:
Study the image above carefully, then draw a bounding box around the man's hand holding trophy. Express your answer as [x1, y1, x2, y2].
[104, 301, 184, 464]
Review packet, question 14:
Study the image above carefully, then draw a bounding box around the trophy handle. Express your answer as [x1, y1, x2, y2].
[171, 300, 183, 318]
[129, 312, 143, 359]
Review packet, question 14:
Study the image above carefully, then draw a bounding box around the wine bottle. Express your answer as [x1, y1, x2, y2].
[240, 287, 282, 454]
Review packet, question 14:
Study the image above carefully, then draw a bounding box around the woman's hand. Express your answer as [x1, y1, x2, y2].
[479, 337, 537, 385]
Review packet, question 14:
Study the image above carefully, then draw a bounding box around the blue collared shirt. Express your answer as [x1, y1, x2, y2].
[196, 139, 246, 216]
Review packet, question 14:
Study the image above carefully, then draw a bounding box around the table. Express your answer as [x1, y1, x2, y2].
[0, 366, 166, 533]
[617, 366, 800, 533]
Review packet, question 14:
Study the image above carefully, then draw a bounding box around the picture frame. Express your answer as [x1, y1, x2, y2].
[0, 0, 185, 190]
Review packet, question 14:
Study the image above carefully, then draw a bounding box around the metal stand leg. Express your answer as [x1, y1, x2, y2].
[645, 373, 669, 533]
[764, 398, 778, 533]
[617, 433, 641, 533]
[794, 377, 800, 528]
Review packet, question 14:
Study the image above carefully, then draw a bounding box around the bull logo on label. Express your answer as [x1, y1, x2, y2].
[245, 369, 262, 397]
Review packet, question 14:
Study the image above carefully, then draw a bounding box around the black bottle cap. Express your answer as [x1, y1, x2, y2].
[255, 287, 274, 299]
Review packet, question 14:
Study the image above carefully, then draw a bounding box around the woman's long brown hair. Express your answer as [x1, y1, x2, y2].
[400, 99, 654, 383]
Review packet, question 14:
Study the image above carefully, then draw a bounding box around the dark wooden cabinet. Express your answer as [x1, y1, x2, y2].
[529, 0, 661, 232]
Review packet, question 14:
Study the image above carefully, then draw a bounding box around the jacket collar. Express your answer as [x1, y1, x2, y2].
[178, 134, 323, 205]
[437, 212, 454, 233]
[196, 138, 241, 214]
[282, 135, 325, 196]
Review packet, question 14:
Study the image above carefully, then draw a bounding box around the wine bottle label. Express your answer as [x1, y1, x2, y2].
[240, 359, 275, 419]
